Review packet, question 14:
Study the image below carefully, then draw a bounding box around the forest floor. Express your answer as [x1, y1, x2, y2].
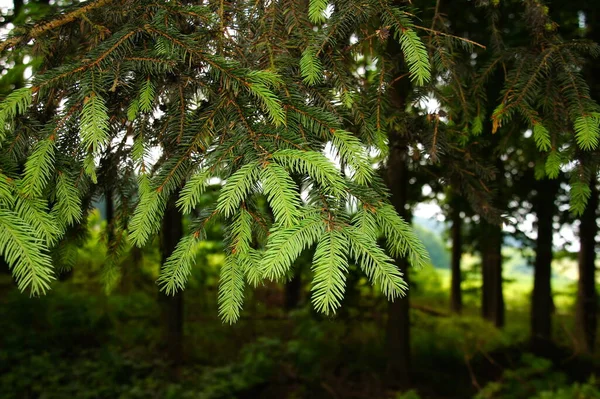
[1, 270, 599, 399]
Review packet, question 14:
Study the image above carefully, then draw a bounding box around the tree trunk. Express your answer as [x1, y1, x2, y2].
[531, 178, 559, 351]
[159, 195, 184, 366]
[450, 202, 463, 314]
[285, 267, 302, 311]
[385, 135, 411, 388]
[481, 221, 504, 328]
[575, 180, 598, 354]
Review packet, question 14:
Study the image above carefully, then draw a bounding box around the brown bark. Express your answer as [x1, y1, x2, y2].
[159, 195, 184, 366]
[575, 181, 598, 354]
[481, 221, 504, 328]
[531, 178, 559, 351]
[0, 0, 114, 53]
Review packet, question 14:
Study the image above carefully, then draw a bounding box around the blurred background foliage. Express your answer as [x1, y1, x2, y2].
[0, 207, 597, 399]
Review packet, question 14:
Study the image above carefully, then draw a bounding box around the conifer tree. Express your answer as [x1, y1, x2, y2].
[0, 0, 431, 323]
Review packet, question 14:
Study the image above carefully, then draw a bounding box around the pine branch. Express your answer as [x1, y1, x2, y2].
[129, 175, 167, 247]
[260, 162, 301, 227]
[217, 162, 260, 218]
[272, 149, 347, 197]
[0, 0, 114, 52]
[80, 92, 110, 154]
[218, 254, 245, 324]
[22, 138, 55, 198]
[177, 168, 212, 214]
[262, 213, 325, 280]
[157, 233, 199, 295]
[375, 203, 430, 269]
[311, 229, 348, 315]
[345, 227, 407, 300]
[0, 208, 54, 295]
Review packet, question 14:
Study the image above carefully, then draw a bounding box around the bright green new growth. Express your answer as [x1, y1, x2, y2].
[308, 0, 328, 24]
[22, 138, 56, 198]
[216, 163, 260, 218]
[271, 149, 346, 197]
[0, 87, 32, 141]
[79, 92, 110, 154]
[0, 208, 54, 295]
[129, 175, 167, 247]
[158, 234, 200, 295]
[300, 48, 323, 86]
[260, 163, 302, 227]
[311, 230, 349, 315]
[533, 124, 551, 152]
[218, 255, 245, 324]
[177, 168, 212, 215]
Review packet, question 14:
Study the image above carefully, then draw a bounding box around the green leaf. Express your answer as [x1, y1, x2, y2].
[15, 196, 60, 245]
[246, 71, 285, 125]
[139, 78, 156, 112]
[22, 138, 55, 198]
[399, 29, 431, 86]
[0, 87, 32, 140]
[54, 172, 83, 229]
[471, 115, 484, 136]
[570, 180, 591, 216]
[83, 153, 98, 183]
[241, 248, 262, 287]
[544, 150, 562, 179]
[0, 173, 14, 206]
[127, 99, 140, 121]
[230, 208, 253, 256]
[351, 206, 379, 239]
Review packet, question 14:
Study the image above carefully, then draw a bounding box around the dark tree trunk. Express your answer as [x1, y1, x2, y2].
[285, 267, 302, 311]
[159, 195, 184, 366]
[481, 221, 504, 328]
[575, 180, 598, 354]
[531, 178, 559, 351]
[450, 202, 463, 314]
[385, 135, 411, 388]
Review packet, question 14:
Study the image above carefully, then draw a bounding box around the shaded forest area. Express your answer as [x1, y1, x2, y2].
[1, 0, 600, 398]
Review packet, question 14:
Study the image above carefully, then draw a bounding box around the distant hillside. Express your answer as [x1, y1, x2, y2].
[412, 219, 450, 269]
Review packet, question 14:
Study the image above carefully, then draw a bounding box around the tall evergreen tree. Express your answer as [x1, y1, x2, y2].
[531, 176, 559, 350]
[575, 180, 598, 354]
